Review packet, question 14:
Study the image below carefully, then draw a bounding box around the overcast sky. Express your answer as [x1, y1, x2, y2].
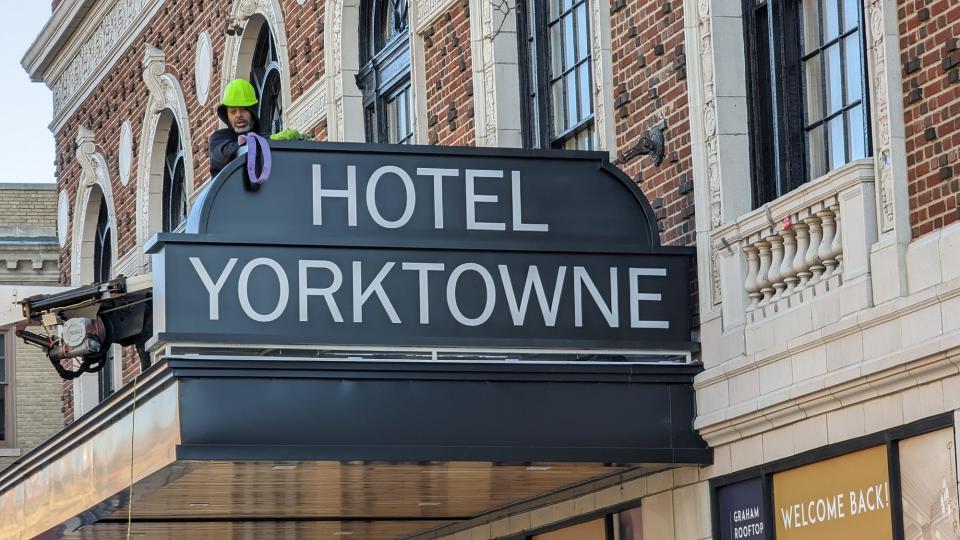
[1, 1, 54, 183]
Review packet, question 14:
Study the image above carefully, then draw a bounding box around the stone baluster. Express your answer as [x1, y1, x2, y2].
[829, 202, 842, 282]
[793, 220, 812, 293]
[804, 215, 825, 286]
[756, 239, 773, 306]
[817, 208, 838, 280]
[767, 232, 785, 302]
[743, 244, 762, 310]
[780, 224, 798, 297]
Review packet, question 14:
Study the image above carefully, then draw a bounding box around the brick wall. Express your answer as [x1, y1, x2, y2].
[0, 333, 64, 471]
[422, 2, 476, 147]
[283, 0, 325, 105]
[0, 187, 57, 228]
[610, 0, 693, 249]
[899, 0, 960, 238]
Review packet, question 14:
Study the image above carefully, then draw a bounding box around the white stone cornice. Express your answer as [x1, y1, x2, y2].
[20, 0, 96, 82]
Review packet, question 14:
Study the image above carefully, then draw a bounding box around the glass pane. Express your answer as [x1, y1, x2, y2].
[576, 3, 589, 62]
[824, 0, 840, 40]
[616, 506, 644, 539]
[563, 14, 576, 69]
[565, 72, 578, 126]
[0, 387, 4, 441]
[0, 334, 5, 383]
[560, 0, 572, 14]
[802, 0, 822, 53]
[550, 24, 564, 79]
[808, 124, 827, 179]
[829, 114, 847, 170]
[804, 55, 824, 124]
[900, 428, 960, 540]
[844, 32, 863, 103]
[397, 92, 407, 141]
[848, 105, 866, 160]
[533, 518, 605, 540]
[842, 0, 859, 32]
[578, 62, 592, 120]
[826, 44, 843, 113]
[551, 80, 565, 133]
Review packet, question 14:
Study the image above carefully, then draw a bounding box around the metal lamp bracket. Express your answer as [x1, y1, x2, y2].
[640, 122, 666, 166]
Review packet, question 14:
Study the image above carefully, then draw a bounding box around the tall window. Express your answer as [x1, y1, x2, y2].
[358, 0, 414, 144]
[251, 23, 284, 135]
[162, 120, 187, 232]
[743, 0, 870, 207]
[518, 0, 595, 150]
[92, 191, 113, 401]
[0, 332, 7, 445]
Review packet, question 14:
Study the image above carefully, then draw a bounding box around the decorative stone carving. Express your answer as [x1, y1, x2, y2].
[136, 46, 195, 273]
[75, 127, 98, 189]
[57, 190, 69, 248]
[697, 0, 722, 227]
[118, 121, 133, 186]
[417, 0, 458, 28]
[51, 0, 157, 120]
[330, 0, 346, 139]
[287, 81, 327, 133]
[589, 0, 611, 151]
[866, 0, 894, 233]
[470, 0, 500, 146]
[195, 32, 214, 106]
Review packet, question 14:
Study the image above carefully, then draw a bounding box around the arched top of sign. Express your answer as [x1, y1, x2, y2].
[183, 142, 664, 253]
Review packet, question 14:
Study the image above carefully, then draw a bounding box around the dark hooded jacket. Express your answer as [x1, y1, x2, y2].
[208, 105, 263, 177]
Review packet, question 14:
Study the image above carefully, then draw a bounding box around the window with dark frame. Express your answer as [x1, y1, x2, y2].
[518, 0, 595, 150]
[162, 120, 187, 233]
[743, 0, 870, 209]
[251, 23, 284, 136]
[92, 190, 114, 401]
[358, 0, 414, 144]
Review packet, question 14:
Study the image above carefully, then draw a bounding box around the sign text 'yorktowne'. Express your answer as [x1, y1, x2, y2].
[149, 142, 693, 351]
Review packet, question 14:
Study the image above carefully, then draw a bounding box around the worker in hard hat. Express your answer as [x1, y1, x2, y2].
[209, 79, 262, 178]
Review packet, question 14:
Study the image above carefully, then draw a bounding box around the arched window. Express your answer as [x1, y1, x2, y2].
[251, 24, 284, 135]
[358, 0, 413, 144]
[162, 120, 187, 232]
[91, 187, 114, 400]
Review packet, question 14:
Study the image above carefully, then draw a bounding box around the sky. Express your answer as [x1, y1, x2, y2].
[1, 1, 54, 183]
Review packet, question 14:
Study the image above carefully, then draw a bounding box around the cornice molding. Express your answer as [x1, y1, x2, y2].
[20, 0, 96, 82]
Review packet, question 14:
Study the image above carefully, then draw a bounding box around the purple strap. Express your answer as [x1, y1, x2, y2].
[245, 133, 272, 185]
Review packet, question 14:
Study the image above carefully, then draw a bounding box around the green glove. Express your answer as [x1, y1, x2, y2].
[270, 128, 311, 141]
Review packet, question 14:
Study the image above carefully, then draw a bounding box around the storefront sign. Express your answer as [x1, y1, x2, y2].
[148, 142, 694, 351]
[717, 477, 766, 540]
[772, 445, 892, 539]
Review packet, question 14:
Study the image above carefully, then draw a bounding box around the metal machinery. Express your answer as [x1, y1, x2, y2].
[15, 275, 153, 379]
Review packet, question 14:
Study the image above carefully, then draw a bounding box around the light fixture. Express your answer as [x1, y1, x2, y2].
[525, 466, 552, 471]
[332, 532, 355, 536]
[188, 502, 210, 508]
[272, 464, 297, 470]
[418, 501, 442, 506]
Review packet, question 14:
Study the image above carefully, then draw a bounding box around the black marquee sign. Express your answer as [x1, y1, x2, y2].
[147, 142, 694, 352]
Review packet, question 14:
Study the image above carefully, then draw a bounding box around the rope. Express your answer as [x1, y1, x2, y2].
[126, 371, 140, 540]
[245, 133, 272, 185]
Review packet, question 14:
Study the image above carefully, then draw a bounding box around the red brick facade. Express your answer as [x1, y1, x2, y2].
[899, 0, 960, 238]
[610, 0, 693, 249]
[422, 1, 476, 146]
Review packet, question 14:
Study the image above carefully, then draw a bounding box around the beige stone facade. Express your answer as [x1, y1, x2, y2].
[0, 183, 64, 471]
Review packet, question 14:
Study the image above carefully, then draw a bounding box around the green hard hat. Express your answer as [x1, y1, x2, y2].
[221, 79, 258, 107]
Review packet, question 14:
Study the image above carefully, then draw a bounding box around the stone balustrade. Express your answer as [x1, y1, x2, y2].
[710, 160, 878, 326]
[741, 196, 843, 319]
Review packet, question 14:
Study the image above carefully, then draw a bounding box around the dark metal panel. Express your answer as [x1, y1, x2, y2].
[174, 359, 710, 464]
[179, 141, 664, 250]
[155, 241, 693, 350]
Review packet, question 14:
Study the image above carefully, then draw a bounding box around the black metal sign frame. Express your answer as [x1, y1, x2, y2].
[147, 142, 694, 353]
